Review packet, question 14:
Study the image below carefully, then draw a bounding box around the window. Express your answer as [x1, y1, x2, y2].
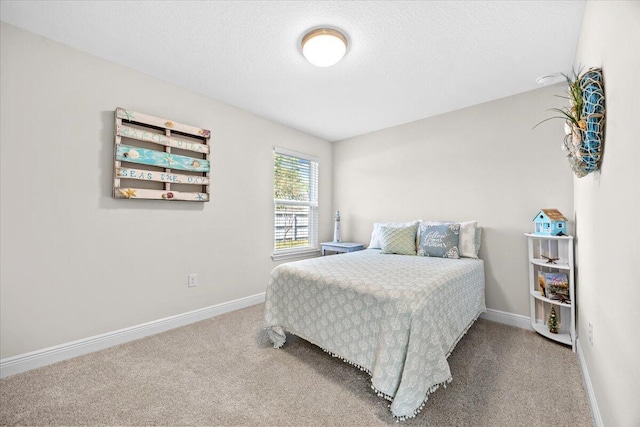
[273, 148, 319, 259]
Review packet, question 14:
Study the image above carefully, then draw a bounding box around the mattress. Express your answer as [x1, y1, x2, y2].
[264, 249, 485, 419]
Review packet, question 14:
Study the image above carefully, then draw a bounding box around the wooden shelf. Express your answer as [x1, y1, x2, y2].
[527, 233, 575, 352]
[531, 322, 572, 346]
[525, 233, 574, 240]
[531, 290, 571, 308]
[530, 258, 571, 270]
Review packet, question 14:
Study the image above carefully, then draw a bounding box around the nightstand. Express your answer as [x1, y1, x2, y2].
[321, 242, 365, 256]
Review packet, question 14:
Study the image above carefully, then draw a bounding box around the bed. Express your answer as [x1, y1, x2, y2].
[263, 248, 485, 420]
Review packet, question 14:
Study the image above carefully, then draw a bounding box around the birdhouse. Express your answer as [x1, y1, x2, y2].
[533, 209, 568, 236]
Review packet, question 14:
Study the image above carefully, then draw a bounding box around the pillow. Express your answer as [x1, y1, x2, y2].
[457, 221, 478, 258]
[417, 223, 460, 258]
[379, 223, 418, 255]
[368, 221, 418, 249]
[474, 225, 482, 257]
[421, 220, 480, 258]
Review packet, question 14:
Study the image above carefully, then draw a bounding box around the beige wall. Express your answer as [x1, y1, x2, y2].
[573, 2, 640, 426]
[0, 23, 333, 358]
[333, 86, 573, 316]
[5, 9, 639, 423]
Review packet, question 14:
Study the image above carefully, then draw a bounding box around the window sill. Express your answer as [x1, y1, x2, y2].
[272, 249, 321, 262]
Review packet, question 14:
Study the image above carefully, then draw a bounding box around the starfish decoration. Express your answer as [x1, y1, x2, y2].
[196, 193, 205, 201]
[118, 109, 134, 121]
[541, 255, 559, 264]
[119, 188, 137, 199]
[165, 155, 175, 165]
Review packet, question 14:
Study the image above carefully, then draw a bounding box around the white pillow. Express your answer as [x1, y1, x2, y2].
[420, 220, 481, 258]
[368, 221, 419, 249]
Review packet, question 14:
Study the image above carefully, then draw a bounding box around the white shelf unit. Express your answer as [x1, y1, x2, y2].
[525, 233, 575, 351]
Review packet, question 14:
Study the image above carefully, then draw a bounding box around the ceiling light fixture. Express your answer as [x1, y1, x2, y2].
[301, 28, 348, 67]
[536, 73, 563, 86]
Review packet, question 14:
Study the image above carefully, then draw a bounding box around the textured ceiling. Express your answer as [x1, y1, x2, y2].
[0, 1, 585, 141]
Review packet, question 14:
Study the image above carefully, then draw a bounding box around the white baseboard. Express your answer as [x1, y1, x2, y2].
[0, 292, 266, 379]
[480, 308, 532, 330]
[576, 338, 603, 427]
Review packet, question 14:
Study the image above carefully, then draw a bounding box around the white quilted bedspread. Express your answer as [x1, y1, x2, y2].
[264, 249, 485, 419]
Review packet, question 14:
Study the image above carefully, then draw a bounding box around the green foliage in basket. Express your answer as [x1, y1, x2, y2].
[534, 68, 586, 131]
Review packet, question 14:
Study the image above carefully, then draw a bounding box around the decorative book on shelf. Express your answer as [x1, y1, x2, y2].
[113, 108, 211, 202]
[538, 271, 570, 304]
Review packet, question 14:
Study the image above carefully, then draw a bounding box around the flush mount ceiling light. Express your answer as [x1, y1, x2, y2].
[301, 28, 348, 67]
[536, 73, 564, 86]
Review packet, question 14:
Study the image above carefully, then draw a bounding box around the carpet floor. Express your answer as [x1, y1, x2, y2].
[0, 304, 593, 426]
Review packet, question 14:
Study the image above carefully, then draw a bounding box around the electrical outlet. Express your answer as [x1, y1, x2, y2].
[188, 273, 198, 287]
[588, 322, 593, 346]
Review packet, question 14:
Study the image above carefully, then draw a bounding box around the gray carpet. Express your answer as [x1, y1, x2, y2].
[0, 304, 593, 426]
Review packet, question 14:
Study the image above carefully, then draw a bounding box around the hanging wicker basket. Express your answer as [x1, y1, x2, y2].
[563, 68, 606, 178]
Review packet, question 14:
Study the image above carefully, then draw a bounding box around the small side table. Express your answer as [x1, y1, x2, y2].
[321, 242, 365, 256]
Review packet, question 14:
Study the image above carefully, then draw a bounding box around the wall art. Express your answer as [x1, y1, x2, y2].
[113, 108, 211, 201]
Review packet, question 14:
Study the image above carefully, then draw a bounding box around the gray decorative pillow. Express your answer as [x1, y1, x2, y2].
[420, 220, 480, 258]
[417, 223, 460, 258]
[379, 224, 418, 255]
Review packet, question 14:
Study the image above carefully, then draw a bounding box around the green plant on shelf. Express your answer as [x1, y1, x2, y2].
[548, 307, 559, 334]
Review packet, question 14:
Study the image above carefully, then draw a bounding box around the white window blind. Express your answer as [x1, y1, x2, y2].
[273, 148, 318, 257]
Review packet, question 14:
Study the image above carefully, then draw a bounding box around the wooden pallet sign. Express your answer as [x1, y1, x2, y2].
[113, 108, 211, 202]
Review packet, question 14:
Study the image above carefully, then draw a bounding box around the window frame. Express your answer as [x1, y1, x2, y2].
[272, 147, 320, 261]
